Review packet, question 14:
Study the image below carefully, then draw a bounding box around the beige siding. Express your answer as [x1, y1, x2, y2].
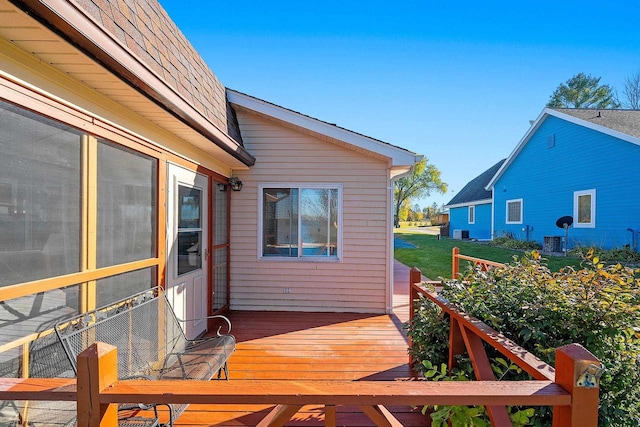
[230, 112, 392, 313]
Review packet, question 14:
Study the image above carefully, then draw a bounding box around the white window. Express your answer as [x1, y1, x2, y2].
[468, 205, 475, 224]
[506, 199, 523, 224]
[259, 184, 341, 260]
[573, 189, 596, 228]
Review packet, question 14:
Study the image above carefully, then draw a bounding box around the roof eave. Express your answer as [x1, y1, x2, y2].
[15, 0, 255, 167]
[445, 198, 493, 209]
[485, 108, 550, 190]
[486, 107, 640, 190]
[227, 89, 418, 167]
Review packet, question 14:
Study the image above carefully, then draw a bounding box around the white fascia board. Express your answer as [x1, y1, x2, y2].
[546, 108, 640, 147]
[486, 107, 640, 191]
[445, 198, 493, 209]
[227, 89, 419, 167]
[485, 108, 549, 190]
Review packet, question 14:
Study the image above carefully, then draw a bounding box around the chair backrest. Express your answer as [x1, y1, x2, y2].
[54, 287, 188, 379]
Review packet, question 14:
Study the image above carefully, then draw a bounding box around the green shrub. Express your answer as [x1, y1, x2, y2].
[570, 245, 640, 264]
[489, 236, 542, 251]
[407, 250, 640, 426]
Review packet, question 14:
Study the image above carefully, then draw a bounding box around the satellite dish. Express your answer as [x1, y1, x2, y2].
[555, 216, 573, 257]
[555, 216, 573, 229]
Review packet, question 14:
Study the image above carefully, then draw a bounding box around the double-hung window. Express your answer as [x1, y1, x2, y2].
[506, 199, 523, 224]
[468, 205, 475, 224]
[574, 189, 596, 228]
[260, 184, 341, 260]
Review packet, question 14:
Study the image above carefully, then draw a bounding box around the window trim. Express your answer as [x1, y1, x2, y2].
[573, 189, 596, 228]
[468, 205, 475, 224]
[505, 198, 523, 224]
[258, 183, 343, 262]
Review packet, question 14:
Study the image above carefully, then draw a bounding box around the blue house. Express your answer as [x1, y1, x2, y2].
[487, 108, 640, 251]
[445, 159, 505, 240]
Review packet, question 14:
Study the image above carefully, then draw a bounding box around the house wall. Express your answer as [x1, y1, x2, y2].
[0, 34, 232, 381]
[493, 116, 640, 250]
[450, 203, 492, 240]
[230, 111, 391, 313]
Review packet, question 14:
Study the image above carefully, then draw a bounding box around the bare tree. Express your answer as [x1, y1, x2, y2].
[623, 70, 640, 109]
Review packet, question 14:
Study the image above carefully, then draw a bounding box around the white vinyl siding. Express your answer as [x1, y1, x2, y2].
[230, 111, 390, 313]
[468, 205, 475, 224]
[573, 189, 596, 228]
[506, 198, 523, 224]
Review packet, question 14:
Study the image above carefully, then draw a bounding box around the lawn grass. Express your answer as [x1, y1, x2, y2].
[394, 232, 584, 280]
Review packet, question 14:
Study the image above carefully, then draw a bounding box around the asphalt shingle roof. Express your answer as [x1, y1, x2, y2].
[446, 159, 505, 206]
[551, 108, 640, 139]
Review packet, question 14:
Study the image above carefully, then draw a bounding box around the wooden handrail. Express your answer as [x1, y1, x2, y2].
[408, 267, 600, 427]
[452, 247, 505, 279]
[0, 334, 598, 427]
[410, 282, 555, 381]
[0, 342, 571, 427]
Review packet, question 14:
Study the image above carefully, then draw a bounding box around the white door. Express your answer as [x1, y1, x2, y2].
[166, 163, 208, 339]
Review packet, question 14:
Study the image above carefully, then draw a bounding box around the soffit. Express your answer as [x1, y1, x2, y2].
[0, 0, 251, 169]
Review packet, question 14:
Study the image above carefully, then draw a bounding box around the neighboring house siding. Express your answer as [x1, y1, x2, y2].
[230, 111, 390, 313]
[449, 203, 492, 240]
[493, 116, 640, 249]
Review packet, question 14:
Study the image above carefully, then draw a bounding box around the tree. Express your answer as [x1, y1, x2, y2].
[547, 73, 620, 109]
[623, 70, 640, 109]
[394, 158, 447, 227]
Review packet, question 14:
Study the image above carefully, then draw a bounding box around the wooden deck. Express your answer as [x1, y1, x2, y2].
[173, 262, 429, 426]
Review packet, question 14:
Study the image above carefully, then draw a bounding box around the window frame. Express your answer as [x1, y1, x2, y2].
[468, 205, 475, 224]
[573, 189, 596, 228]
[258, 183, 343, 262]
[505, 198, 523, 224]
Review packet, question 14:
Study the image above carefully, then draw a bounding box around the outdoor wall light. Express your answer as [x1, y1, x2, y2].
[229, 177, 243, 191]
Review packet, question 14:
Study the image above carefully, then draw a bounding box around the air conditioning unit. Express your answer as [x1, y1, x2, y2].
[544, 236, 563, 253]
[453, 230, 469, 240]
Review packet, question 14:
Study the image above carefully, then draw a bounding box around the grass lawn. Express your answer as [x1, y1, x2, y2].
[394, 232, 584, 280]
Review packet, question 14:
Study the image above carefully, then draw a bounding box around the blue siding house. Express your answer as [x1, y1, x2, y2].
[445, 160, 505, 240]
[487, 108, 640, 251]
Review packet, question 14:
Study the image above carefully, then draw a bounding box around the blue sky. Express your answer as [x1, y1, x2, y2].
[159, 0, 640, 209]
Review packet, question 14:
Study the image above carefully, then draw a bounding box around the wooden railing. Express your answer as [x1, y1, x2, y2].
[408, 267, 600, 427]
[0, 342, 572, 427]
[1, 299, 601, 427]
[0, 257, 600, 427]
[451, 247, 505, 279]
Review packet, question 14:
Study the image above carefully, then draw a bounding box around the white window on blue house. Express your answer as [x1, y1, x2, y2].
[573, 189, 595, 228]
[506, 199, 523, 224]
[260, 184, 341, 260]
[468, 205, 475, 224]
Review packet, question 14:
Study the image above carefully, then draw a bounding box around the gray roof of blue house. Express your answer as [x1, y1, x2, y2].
[446, 159, 505, 207]
[551, 108, 640, 138]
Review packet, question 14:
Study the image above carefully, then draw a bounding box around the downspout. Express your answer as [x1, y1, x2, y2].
[490, 187, 495, 240]
[387, 156, 421, 314]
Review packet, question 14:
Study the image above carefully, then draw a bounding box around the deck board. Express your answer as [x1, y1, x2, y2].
[174, 263, 429, 426]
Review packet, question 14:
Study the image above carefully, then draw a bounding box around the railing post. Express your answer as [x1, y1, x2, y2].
[408, 267, 422, 368]
[77, 342, 119, 427]
[552, 343, 600, 427]
[452, 247, 460, 279]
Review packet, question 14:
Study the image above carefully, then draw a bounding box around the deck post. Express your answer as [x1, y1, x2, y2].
[452, 247, 460, 279]
[552, 343, 600, 427]
[408, 267, 422, 367]
[77, 342, 119, 427]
